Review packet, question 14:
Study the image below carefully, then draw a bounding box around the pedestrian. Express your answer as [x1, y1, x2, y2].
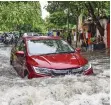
[56, 31, 60, 36]
[87, 31, 93, 51]
[48, 30, 53, 36]
[73, 29, 76, 43]
[85, 30, 89, 51]
[67, 32, 72, 45]
[79, 30, 84, 47]
[79, 29, 87, 51]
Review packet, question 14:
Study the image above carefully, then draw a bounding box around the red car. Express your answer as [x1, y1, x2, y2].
[10, 36, 93, 79]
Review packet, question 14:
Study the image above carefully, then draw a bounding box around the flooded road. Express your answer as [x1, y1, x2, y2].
[0, 44, 110, 105]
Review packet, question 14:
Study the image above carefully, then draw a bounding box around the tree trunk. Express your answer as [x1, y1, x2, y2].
[67, 3, 69, 35]
[76, 16, 79, 47]
[98, 2, 100, 17]
[85, 2, 104, 36]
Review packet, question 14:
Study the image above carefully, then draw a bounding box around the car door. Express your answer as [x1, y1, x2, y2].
[10, 39, 22, 67]
[14, 40, 26, 77]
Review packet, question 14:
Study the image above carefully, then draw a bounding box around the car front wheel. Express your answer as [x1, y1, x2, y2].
[22, 69, 28, 78]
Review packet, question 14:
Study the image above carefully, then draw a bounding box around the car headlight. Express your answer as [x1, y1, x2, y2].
[83, 63, 91, 71]
[33, 67, 52, 75]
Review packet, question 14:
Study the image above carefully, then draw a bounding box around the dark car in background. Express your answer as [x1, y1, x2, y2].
[10, 36, 93, 79]
[0, 33, 4, 43]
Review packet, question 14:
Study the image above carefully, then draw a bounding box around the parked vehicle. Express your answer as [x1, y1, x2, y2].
[10, 36, 93, 79]
[0, 35, 4, 43]
[2, 33, 15, 45]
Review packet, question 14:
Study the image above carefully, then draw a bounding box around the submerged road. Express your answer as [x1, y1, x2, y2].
[0, 44, 110, 105]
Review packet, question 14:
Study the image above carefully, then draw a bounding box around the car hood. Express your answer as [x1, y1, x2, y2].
[30, 53, 88, 69]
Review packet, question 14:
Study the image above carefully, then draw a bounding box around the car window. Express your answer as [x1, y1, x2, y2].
[19, 41, 26, 52]
[15, 40, 26, 52]
[27, 39, 74, 55]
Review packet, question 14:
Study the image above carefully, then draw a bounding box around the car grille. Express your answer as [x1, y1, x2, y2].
[51, 68, 83, 76]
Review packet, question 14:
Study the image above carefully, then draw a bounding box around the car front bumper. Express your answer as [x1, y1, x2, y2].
[28, 67, 93, 79]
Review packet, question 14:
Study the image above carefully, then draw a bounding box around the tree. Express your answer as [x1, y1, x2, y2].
[46, 1, 79, 40]
[46, 1, 110, 37]
[84, 1, 110, 36]
[0, 1, 45, 33]
[46, 1, 85, 47]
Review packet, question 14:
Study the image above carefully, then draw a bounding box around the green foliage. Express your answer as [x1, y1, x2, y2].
[49, 11, 67, 26]
[84, 1, 110, 17]
[46, 1, 79, 30]
[0, 1, 45, 33]
[46, 1, 85, 30]
[46, 1, 110, 30]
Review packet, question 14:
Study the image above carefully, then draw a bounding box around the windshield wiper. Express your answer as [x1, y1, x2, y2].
[38, 51, 75, 56]
[39, 52, 59, 55]
[58, 51, 74, 54]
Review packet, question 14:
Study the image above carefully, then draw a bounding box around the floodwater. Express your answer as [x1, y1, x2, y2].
[0, 44, 110, 105]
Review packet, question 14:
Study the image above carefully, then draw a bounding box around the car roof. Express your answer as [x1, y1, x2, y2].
[23, 36, 61, 41]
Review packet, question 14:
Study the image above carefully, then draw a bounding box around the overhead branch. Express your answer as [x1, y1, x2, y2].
[85, 2, 104, 36]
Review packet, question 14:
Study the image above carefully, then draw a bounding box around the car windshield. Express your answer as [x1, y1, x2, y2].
[27, 39, 74, 55]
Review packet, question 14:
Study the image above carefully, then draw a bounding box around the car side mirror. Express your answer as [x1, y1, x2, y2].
[75, 48, 81, 53]
[16, 51, 24, 57]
